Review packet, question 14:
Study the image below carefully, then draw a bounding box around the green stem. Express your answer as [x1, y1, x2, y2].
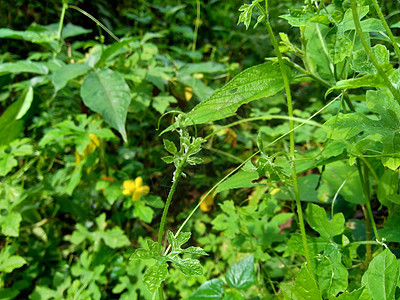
[68, 5, 120, 42]
[371, 0, 400, 61]
[350, 0, 400, 104]
[259, 1, 314, 277]
[192, 0, 201, 55]
[57, 2, 67, 44]
[363, 163, 380, 240]
[157, 152, 190, 248]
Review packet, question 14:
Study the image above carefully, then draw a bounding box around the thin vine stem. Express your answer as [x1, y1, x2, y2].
[350, 0, 400, 104]
[258, 0, 314, 277]
[68, 5, 120, 43]
[57, 2, 67, 44]
[371, 0, 400, 61]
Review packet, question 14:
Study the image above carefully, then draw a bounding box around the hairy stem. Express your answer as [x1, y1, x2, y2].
[258, 1, 314, 277]
[350, 0, 400, 103]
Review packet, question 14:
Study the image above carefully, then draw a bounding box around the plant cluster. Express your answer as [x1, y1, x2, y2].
[1, 0, 400, 299]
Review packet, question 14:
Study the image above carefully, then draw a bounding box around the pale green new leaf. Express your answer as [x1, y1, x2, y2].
[237, 0, 263, 29]
[361, 248, 400, 300]
[306, 203, 345, 241]
[80, 68, 131, 142]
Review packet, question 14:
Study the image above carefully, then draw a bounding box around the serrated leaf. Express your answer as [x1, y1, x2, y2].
[188, 278, 225, 300]
[325, 89, 400, 170]
[351, 45, 389, 75]
[335, 287, 365, 299]
[306, 204, 345, 241]
[144, 262, 168, 294]
[361, 248, 399, 300]
[101, 227, 130, 249]
[130, 239, 161, 260]
[225, 255, 255, 290]
[163, 139, 178, 155]
[280, 9, 317, 27]
[80, 68, 131, 142]
[237, 0, 263, 29]
[51, 63, 91, 92]
[177, 62, 287, 128]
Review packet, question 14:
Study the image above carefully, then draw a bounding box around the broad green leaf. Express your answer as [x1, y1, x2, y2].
[326, 74, 385, 95]
[325, 89, 400, 170]
[306, 204, 345, 241]
[51, 63, 91, 92]
[377, 169, 400, 207]
[96, 37, 139, 67]
[184, 62, 287, 125]
[133, 201, 154, 223]
[152, 95, 177, 114]
[0, 61, 48, 75]
[179, 62, 226, 76]
[312, 246, 348, 298]
[0, 255, 26, 273]
[170, 257, 203, 276]
[225, 255, 255, 290]
[327, 34, 352, 64]
[80, 68, 131, 142]
[361, 248, 400, 300]
[130, 239, 161, 260]
[287, 234, 331, 257]
[188, 278, 225, 300]
[0, 153, 18, 177]
[182, 246, 208, 256]
[281, 264, 322, 300]
[338, 6, 369, 33]
[144, 262, 168, 294]
[62, 23, 92, 39]
[215, 161, 259, 195]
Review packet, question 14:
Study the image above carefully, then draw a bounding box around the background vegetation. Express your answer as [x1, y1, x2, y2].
[1, 0, 400, 299]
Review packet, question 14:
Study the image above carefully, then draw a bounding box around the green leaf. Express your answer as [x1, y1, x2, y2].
[225, 255, 255, 290]
[152, 95, 177, 114]
[0, 255, 26, 273]
[188, 278, 225, 300]
[237, 0, 263, 29]
[96, 37, 139, 67]
[312, 245, 348, 298]
[144, 262, 168, 294]
[0, 212, 22, 237]
[179, 62, 226, 76]
[130, 240, 161, 260]
[0, 61, 48, 75]
[223, 290, 244, 300]
[335, 287, 365, 299]
[101, 227, 130, 249]
[327, 34, 352, 64]
[351, 45, 389, 75]
[182, 246, 208, 256]
[51, 63, 91, 92]
[306, 204, 345, 241]
[361, 248, 399, 300]
[215, 161, 259, 195]
[181, 62, 287, 126]
[170, 257, 203, 276]
[163, 139, 178, 155]
[281, 264, 322, 300]
[211, 201, 240, 238]
[377, 169, 400, 206]
[325, 89, 400, 170]
[15, 86, 34, 120]
[0, 153, 18, 177]
[80, 68, 131, 142]
[280, 9, 317, 27]
[133, 201, 154, 223]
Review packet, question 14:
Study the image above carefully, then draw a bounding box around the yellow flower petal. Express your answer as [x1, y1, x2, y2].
[134, 177, 143, 188]
[199, 192, 214, 212]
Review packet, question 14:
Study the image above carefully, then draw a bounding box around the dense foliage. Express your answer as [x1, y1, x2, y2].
[1, 0, 400, 299]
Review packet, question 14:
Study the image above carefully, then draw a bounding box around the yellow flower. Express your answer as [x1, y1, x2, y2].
[75, 133, 100, 166]
[199, 192, 214, 212]
[122, 177, 150, 201]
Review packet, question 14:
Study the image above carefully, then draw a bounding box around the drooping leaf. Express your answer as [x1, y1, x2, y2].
[325, 89, 400, 170]
[188, 278, 225, 300]
[306, 203, 345, 241]
[225, 255, 255, 290]
[80, 68, 131, 142]
[0, 61, 48, 75]
[361, 248, 400, 300]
